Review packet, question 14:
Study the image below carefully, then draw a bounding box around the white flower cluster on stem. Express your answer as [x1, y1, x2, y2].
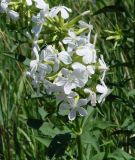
[25, 0, 111, 121]
[0, 0, 111, 120]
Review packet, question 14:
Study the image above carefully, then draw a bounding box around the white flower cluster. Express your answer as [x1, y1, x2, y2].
[0, 0, 110, 120]
[25, 0, 111, 121]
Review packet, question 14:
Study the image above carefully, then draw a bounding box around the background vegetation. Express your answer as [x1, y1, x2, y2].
[0, 0, 135, 159]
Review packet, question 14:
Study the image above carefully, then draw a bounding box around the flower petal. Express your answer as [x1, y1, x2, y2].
[72, 62, 85, 70]
[96, 83, 107, 94]
[64, 82, 73, 94]
[8, 10, 19, 20]
[35, 0, 49, 10]
[58, 51, 72, 64]
[68, 109, 76, 121]
[26, 0, 32, 6]
[61, 8, 69, 19]
[59, 102, 69, 110]
[55, 77, 66, 86]
[87, 65, 95, 75]
[49, 7, 60, 18]
[61, 68, 70, 77]
[78, 107, 87, 116]
[78, 99, 88, 107]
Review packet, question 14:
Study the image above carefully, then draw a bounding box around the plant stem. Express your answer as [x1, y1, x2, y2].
[75, 118, 83, 160]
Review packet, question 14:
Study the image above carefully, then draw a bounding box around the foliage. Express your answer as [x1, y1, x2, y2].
[0, 0, 135, 159]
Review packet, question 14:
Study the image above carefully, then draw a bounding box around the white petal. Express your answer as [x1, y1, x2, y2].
[68, 30, 76, 39]
[39, 63, 52, 74]
[59, 102, 69, 110]
[58, 51, 72, 64]
[32, 14, 41, 23]
[53, 60, 59, 72]
[32, 44, 39, 60]
[79, 20, 93, 30]
[74, 79, 84, 88]
[8, 10, 19, 20]
[0, 2, 8, 12]
[55, 77, 66, 86]
[34, 0, 49, 10]
[63, 6, 72, 12]
[31, 24, 42, 39]
[76, 48, 87, 56]
[87, 65, 95, 75]
[30, 60, 38, 68]
[49, 7, 60, 18]
[72, 62, 85, 70]
[83, 53, 93, 64]
[72, 69, 88, 86]
[78, 99, 88, 107]
[63, 37, 73, 44]
[68, 109, 76, 121]
[64, 82, 73, 94]
[26, 0, 32, 6]
[30, 60, 38, 74]
[97, 93, 105, 103]
[78, 107, 87, 116]
[61, 68, 70, 77]
[61, 8, 69, 19]
[96, 84, 107, 94]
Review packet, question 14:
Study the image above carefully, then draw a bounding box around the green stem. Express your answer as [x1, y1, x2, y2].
[75, 118, 83, 160]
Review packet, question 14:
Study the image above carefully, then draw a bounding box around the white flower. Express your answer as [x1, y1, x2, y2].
[27, 45, 52, 78]
[0, 0, 19, 20]
[32, 10, 48, 39]
[56, 91, 77, 102]
[98, 55, 108, 71]
[58, 51, 72, 65]
[7, 10, 19, 20]
[49, 6, 72, 19]
[34, 0, 49, 10]
[26, 0, 32, 6]
[76, 43, 97, 64]
[0, 0, 8, 13]
[72, 62, 95, 77]
[84, 88, 96, 106]
[54, 68, 88, 94]
[96, 80, 111, 103]
[79, 20, 93, 30]
[60, 97, 88, 121]
[63, 30, 86, 52]
[98, 55, 109, 81]
[40, 45, 59, 72]
[43, 80, 61, 95]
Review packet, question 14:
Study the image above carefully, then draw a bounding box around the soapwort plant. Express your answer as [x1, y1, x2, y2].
[0, 0, 111, 159]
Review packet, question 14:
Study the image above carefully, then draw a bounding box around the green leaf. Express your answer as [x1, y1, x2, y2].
[91, 152, 105, 160]
[128, 89, 135, 97]
[93, 121, 116, 129]
[39, 122, 60, 137]
[38, 107, 48, 119]
[117, 149, 135, 160]
[47, 133, 71, 159]
[81, 132, 99, 152]
[27, 118, 44, 129]
[121, 117, 132, 128]
[17, 74, 26, 100]
[108, 149, 135, 160]
[15, 54, 30, 66]
[35, 136, 52, 147]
